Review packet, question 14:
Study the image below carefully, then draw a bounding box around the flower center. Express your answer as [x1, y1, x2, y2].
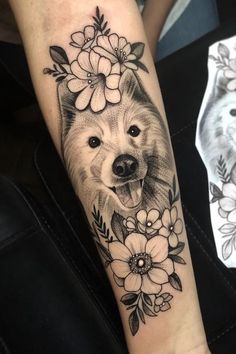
[146, 221, 152, 227]
[169, 225, 174, 232]
[87, 73, 105, 88]
[129, 253, 152, 275]
[115, 48, 128, 63]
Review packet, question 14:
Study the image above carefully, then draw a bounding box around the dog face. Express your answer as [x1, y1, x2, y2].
[60, 70, 172, 213]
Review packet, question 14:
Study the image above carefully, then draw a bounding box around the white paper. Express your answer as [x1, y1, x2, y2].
[196, 36, 236, 268]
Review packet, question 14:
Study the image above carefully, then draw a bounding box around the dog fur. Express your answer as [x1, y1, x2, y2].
[58, 70, 173, 221]
[199, 83, 236, 177]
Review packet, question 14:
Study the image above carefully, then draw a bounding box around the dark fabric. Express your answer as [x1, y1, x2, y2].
[0, 18, 236, 354]
[0, 176, 127, 354]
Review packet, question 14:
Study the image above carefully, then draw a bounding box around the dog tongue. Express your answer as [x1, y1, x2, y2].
[115, 180, 142, 208]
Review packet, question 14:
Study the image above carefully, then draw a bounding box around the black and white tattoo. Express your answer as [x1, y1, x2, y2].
[198, 42, 236, 262]
[44, 7, 185, 335]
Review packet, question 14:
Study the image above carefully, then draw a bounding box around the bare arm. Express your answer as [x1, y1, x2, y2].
[142, 0, 175, 58]
[9, 1, 209, 353]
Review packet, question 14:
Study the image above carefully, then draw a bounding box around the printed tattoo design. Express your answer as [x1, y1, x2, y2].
[210, 158, 236, 260]
[44, 7, 185, 335]
[200, 43, 236, 261]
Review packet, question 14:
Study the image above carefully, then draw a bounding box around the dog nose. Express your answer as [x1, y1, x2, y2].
[112, 154, 138, 177]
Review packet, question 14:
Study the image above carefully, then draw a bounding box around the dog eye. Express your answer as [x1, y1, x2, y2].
[230, 109, 236, 117]
[127, 125, 141, 137]
[88, 136, 101, 148]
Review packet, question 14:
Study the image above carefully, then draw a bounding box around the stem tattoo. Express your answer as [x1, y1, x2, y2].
[44, 6, 186, 336]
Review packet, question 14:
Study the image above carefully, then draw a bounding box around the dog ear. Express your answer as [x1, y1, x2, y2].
[57, 79, 78, 140]
[119, 69, 150, 103]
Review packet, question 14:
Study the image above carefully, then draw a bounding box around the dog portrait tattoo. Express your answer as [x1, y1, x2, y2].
[44, 7, 185, 336]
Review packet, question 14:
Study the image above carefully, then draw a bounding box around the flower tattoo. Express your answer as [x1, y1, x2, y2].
[110, 234, 174, 294]
[210, 42, 236, 92]
[68, 51, 121, 112]
[70, 25, 96, 49]
[44, 7, 185, 336]
[92, 176, 185, 335]
[211, 156, 236, 261]
[44, 6, 148, 112]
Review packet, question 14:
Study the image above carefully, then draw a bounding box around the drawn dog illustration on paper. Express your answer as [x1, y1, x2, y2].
[199, 83, 236, 177]
[59, 70, 173, 219]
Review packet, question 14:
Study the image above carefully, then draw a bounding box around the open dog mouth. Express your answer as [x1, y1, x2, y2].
[109, 179, 144, 208]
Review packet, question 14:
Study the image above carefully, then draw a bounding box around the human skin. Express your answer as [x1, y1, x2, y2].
[9, 1, 210, 353]
[142, 0, 175, 57]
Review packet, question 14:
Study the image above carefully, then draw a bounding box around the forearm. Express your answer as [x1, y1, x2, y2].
[9, 1, 209, 353]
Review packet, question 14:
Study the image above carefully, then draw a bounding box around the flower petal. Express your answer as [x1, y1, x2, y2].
[219, 197, 236, 212]
[125, 233, 147, 255]
[229, 59, 236, 71]
[124, 273, 142, 292]
[161, 302, 171, 311]
[110, 260, 130, 278]
[84, 25, 95, 39]
[137, 223, 146, 234]
[123, 43, 131, 55]
[224, 69, 236, 79]
[71, 60, 88, 79]
[169, 233, 179, 248]
[105, 87, 121, 104]
[141, 275, 162, 295]
[126, 54, 137, 61]
[67, 78, 87, 93]
[126, 220, 135, 229]
[146, 227, 157, 235]
[174, 219, 183, 234]
[83, 39, 94, 50]
[74, 85, 93, 110]
[227, 79, 236, 91]
[158, 227, 170, 237]
[106, 74, 120, 89]
[89, 51, 100, 74]
[219, 207, 228, 218]
[148, 267, 169, 284]
[124, 62, 138, 70]
[90, 84, 106, 112]
[228, 209, 236, 223]
[136, 210, 147, 225]
[147, 209, 160, 224]
[78, 51, 93, 73]
[98, 57, 111, 76]
[151, 219, 162, 230]
[146, 236, 168, 263]
[71, 31, 84, 46]
[157, 258, 174, 275]
[119, 37, 127, 49]
[155, 296, 164, 306]
[111, 62, 121, 75]
[93, 46, 117, 63]
[109, 33, 119, 49]
[162, 209, 171, 228]
[222, 183, 236, 199]
[97, 35, 113, 52]
[170, 206, 177, 224]
[109, 241, 132, 261]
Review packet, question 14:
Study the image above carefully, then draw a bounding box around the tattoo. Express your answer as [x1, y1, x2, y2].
[44, 6, 185, 336]
[211, 157, 236, 261]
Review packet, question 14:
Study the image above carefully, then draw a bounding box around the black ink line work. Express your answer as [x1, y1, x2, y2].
[44, 6, 186, 335]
